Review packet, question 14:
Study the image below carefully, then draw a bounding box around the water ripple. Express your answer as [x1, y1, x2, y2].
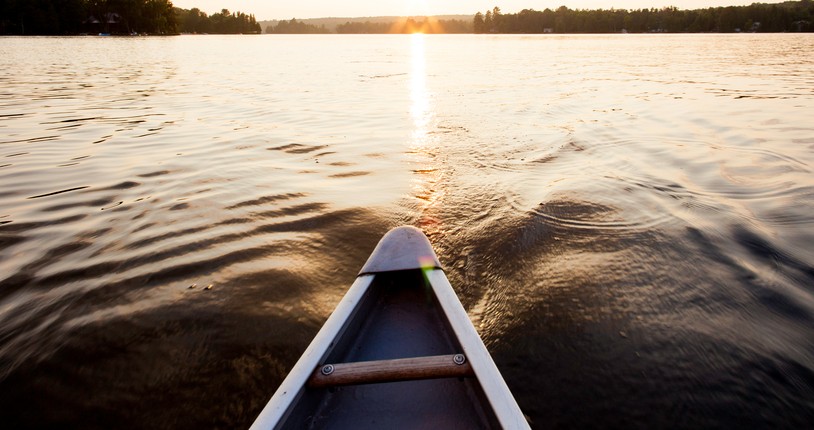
[1, 34, 813, 429]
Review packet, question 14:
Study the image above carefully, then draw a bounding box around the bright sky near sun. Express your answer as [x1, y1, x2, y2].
[170, 1, 786, 20]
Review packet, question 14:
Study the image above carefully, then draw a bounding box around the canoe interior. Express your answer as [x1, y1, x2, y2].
[277, 269, 500, 429]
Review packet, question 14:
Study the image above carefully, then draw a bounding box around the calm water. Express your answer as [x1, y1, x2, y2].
[1, 34, 813, 428]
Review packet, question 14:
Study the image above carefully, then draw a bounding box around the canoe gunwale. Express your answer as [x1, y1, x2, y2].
[251, 269, 529, 429]
[249, 274, 376, 430]
[424, 269, 530, 429]
[250, 226, 530, 429]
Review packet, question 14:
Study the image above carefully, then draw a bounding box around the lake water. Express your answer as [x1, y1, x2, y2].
[1, 34, 813, 428]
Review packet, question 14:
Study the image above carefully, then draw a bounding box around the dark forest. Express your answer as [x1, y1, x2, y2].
[2, 1, 812, 35]
[474, 2, 813, 33]
[0, 1, 260, 35]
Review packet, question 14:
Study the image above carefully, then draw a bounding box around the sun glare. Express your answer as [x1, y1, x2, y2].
[410, 33, 429, 140]
[401, 0, 444, 32]
[407, 32, 445, 237]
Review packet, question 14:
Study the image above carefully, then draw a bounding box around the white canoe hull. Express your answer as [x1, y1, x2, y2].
[251, 226, 529, 429]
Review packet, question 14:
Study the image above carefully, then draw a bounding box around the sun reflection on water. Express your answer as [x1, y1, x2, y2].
[407, 34, 445, 240]
[410, 33, 430, 144]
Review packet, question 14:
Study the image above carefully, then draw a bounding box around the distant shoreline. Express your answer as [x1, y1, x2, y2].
[260, 2, 813, 34]
[0, 4, 260, 36]
[2, 1, 811, 36]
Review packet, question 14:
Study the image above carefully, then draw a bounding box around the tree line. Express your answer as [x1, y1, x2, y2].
[5, 1, 811, 35]
[177, 8, 261, 34]
[1, 0, 177, 35]
[267, 17, 472, 34]
[337, 18, 472, 34]
[266, 19, 330, 34]
[474, 2, 813, 34]
[0, 1, 260, 35]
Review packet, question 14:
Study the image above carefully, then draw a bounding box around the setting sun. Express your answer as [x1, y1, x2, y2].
[167, 1, 791, 20]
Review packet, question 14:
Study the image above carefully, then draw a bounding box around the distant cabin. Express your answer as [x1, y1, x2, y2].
[83, 13, 121, 34]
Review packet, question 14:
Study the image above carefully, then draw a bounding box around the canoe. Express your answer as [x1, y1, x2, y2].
[251, 226, 530, 429]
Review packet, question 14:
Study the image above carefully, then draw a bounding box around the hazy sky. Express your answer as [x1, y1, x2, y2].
[171, 1, 785, 20]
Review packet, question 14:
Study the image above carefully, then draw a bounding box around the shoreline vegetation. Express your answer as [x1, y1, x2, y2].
[266, 17, 472, 35]
[0, 1, 260, 35]
[1, 1, 811, 35]
[270, 1, 812, 34]
[472, 1, 812, 33]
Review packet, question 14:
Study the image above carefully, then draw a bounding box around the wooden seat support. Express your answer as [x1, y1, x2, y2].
[308, 354, 474, 388]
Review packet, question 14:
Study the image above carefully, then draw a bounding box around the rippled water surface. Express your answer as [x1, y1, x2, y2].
[1, 34, 813, 428]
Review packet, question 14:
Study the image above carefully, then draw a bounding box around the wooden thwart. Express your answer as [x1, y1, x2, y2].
[308, 354, 474, 388]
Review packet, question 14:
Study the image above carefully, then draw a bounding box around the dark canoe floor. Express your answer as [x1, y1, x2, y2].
[278, 270, 499, 429]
